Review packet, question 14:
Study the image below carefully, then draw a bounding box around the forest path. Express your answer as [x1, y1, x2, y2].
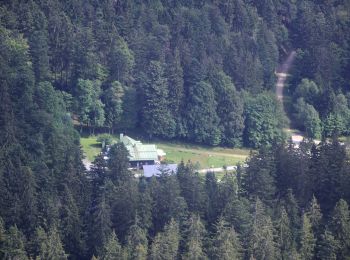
[275, 51, 296, 102]
[275, 51, 305, 145]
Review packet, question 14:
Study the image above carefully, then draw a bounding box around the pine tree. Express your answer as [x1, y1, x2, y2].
[100, 231, 123, 260]
[107, 143, 132, 184]
[177, 163, 206, 214]
[37, 226, 68, 260]
[183, 214, 208, 260]
[140, 60, 175, 138]
[150, 219, 180, 260]
[330, 199, 350, 258]
[166, 49, 185, 137]
[248, 198, 278, 260]
[223, 195, 252, 245]
[277, 206, 296, 259]
[316, 230, 339, 260]
[306, 195, 323, 235]
[204, 172, 220, 226]
[242, 147, 277, 205]
[151, 173, 181, 233]
[125, 216, 148, 260]
[211, 217, 243, 260]
[186, 81, 221, 145]
[300, 214, 316, 260]
[209, 71, 244, 146]
[102, 81, 124, 134]
[2, 225, 28, 260]
[90, 192, 112, 255]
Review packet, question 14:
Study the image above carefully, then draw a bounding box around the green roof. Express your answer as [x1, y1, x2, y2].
[120, 134, 160, 161]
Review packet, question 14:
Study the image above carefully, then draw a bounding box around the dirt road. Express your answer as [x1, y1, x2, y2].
[275, 51, 296, 102]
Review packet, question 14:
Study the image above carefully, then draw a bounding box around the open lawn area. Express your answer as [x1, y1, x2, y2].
[80, 135, 251, 169]
[80, 136, 103, 161]
[156, 142, 250, 168]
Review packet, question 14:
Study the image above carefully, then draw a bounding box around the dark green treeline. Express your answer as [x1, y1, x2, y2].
[1, 0, 350, 147]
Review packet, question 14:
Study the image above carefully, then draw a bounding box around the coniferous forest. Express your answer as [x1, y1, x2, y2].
[1, 0, 350, 259]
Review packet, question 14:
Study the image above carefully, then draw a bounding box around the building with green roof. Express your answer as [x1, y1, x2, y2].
[120, 134, 166, 168]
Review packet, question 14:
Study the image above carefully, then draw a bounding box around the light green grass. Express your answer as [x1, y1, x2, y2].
[80, 135, 251, 168]
[156, 142, 250, 168]
[80, 136, 102, 161]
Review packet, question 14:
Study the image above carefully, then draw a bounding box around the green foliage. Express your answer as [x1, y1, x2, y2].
[186, 81, 221, 146]
[1, 1, 350, 259]
[244, 92, 286, 148]
[96, 134, 113, 148]
[183, 214, 208, 260]
[150, 219, 180, 260]
[316, 230, 339, 260]
[36, 226, 68, 260]
[210, 71, 244, 147]
[294, 98, 322, 139]
[126, 217, 148, 260]
[300, 214, 316, 260]
[102, 81, 124, 133]
[140, 60, 176, 138]
[331, 199, 350, 258]
[75, 79, 105, 130]
[242, 147, 277, 205]
[211, 217, 243, 260]
[100, 231, 123, 260]
[2, 225, 28, 260]
[248, 198, 278, 260]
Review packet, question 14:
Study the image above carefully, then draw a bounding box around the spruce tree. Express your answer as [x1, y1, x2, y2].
[248, 198, 277, 260]
[186, 80, 221, 145]
[209, 71, 244, 146]
[306, 195, 323, 235]
[140, 60, 175, 138]
[107, 143, 132, 184]
[316, 230, 338, 260]
[150, 219, 180, 260]
[100, 231, 123, 260]
[211, 217, 243, 260]
[37, 226, 68, 260]
[2, 225, 28, 260]
[182, 214, 208, 260]
[330, 199, 350, 258]
[300, 214, 316, 260]
[277, 207, 296, 259]
[102, 81, 124, 134]
[125, 216, 148, 260]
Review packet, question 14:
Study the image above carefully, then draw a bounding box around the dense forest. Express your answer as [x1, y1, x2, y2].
[1, 0, 350, 259]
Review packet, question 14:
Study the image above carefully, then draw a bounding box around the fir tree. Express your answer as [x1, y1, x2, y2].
[300, 214, 316, 260]
[183, 214, 208, 260]
[125, 216, 148, 260]
[100, 231, 123, 260]
[211, 217, 243, 260]
[150, 219, 180, 260]
[140, 60, 175, 138]
[2, 225, 28, 260]
[331, 199, 350, 258]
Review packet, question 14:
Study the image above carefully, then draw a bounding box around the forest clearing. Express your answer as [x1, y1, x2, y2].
[80, 136, 250, 169]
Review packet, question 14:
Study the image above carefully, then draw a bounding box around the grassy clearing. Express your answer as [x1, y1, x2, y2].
[156, 142, 250, 168]
[80, 136, 103, 161]
[80, 135, 251, 168]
